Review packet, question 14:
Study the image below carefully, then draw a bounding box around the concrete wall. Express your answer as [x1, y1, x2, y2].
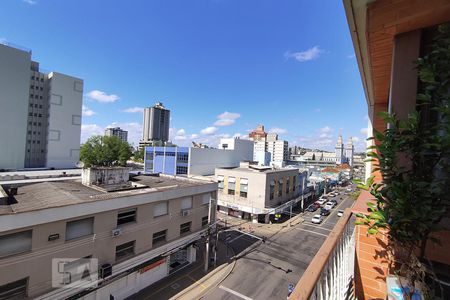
[0, 44, 31, 169]
[46, 72, 83, 168]
[0, 190, 214, 298]
[188, 147, 253, 176]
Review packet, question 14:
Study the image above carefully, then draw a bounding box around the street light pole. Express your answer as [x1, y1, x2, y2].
[204, 196, 215, 273]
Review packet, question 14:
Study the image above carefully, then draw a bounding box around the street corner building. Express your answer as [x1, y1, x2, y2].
[215, 161, 310, 223]
[0, 168, 217, 299]
[0, 43, 83, 170]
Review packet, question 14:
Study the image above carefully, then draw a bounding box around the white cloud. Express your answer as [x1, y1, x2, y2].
[0, 37, 7, 44]
[190, 134, 199, 139]
[233, 133, 242, 138]
[176, 129, 186, 136]
[82, 105, 96, 117]
[269, 127, 288, 135]
[86, 90, 120, 103]
[319, 126, 333, 134]
[81, 124, 104, 143]
[360, 127, 368, 135]
[22, 0, 37, 5]
[214, 111, 241, 126]
[347, 53, 356, 59]
[122, 106, 144, 113]
[285, 46, 324, 62]
[200, 126, 218, 135]
[352, 137, 360, 142]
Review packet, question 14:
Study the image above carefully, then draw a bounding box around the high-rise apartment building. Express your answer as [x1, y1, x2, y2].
[105, 127, 128, 143]
[0, 43, 83, 170]
[140, 102, 170, 148]
[250, 125, 288, 167]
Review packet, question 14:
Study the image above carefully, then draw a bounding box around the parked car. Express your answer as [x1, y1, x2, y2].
[337, 209, 344, 217]
[320, 208, 331, 216]
[330, 199, 338, 205]
[324, 202, 335, 210]
[307, 205, 318, 212]
[311, 214, 323, 224]
[316, 198, 327, 206]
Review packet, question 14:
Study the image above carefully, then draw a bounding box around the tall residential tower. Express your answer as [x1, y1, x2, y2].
[140, 102, 170, 148]
[0, 43, 83, 170]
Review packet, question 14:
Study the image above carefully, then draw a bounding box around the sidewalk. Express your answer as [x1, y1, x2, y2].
[169, 240, 236, 300]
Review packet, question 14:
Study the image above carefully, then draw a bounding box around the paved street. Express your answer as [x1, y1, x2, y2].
[127, 186, 356, 300]
[203, 188, 355, 300]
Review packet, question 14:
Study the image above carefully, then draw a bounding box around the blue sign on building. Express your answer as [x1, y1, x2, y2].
[145, 147, 189, 175]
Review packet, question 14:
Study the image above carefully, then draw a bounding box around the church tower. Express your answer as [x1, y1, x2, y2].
[345, 137, 354, 166]
[335, 135, 344, 164]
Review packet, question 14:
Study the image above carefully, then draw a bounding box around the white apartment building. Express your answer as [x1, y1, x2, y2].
[105, 127, 128, 143]
[0, 168, 216, 299]
[252, 135, 289, 167]
[0, 43, 83, 170]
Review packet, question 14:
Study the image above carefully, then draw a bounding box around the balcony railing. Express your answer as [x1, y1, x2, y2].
[289, 208, 355, 300]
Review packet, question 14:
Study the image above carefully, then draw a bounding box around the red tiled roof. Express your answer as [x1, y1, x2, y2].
[321, 167, 339, 173]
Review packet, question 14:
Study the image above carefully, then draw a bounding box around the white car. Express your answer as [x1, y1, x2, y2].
[346, 188, 352, 192]
[337, 209, 344, 217]
[311, 215, 323, 224]
[324, 202, 335, 210]
[317, 198, 327, 206]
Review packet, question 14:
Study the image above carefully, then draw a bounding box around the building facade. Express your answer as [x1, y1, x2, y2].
[0, 44, 83, 170]
[215, 162, 305, 223]
[141, 102, 170, 148]
[105, 127, 128, 143]
[144, 138, 254, 176]
[0, 171, 216, 299]
[300, 135, 354, 167]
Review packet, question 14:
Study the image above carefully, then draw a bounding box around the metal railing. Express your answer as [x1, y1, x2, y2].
[289, 208, 356, 300]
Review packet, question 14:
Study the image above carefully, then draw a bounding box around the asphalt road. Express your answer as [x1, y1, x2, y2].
[203, 188, 356, 300]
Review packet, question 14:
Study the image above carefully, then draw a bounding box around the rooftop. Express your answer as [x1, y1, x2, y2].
[0, 175, 208, 215]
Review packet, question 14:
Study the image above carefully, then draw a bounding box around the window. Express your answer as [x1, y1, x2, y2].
[117, 209, 136, 226]
[0, 278, 28, 299]
[286, 178, 290, 194]
[180, 197, 192, 210]
[180, 222, 191, 234]
[293, 176, 297, 191]
[115, 241, 135, 261]
[201, 193, 210, 205]
[176, 166, 188, 174]
[0, 230, 32, 257]
[217, 175, 224, 189]
[270, 180, 275, 200]
[228, 177, 236, 195]
[153, 201, 168, 217]
[66, 217, 94, 241]
[152, 230, 167, 246]
[278, 180, 283, 197]
[28, 112, 32, 116]
[177, 153, 189, 162]
[240, 178, 248, 198]
[202, 216, 208, 227]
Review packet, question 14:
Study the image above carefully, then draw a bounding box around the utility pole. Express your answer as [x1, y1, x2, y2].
[204, 196, 215, 273]
[289, 200, 293, 227]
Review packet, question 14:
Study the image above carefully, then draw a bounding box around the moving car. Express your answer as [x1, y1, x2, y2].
[337, 209, 344, 217]
[320, 208, 331, 216]
[311, 214, 323, 224]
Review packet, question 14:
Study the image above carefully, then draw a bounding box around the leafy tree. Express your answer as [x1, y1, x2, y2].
[133, 147, 145, 163]
[80, 135, 132, 167]
[354, 24, 450, 299]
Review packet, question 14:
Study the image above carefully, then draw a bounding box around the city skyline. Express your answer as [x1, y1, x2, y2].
[0, 0, 368, 151]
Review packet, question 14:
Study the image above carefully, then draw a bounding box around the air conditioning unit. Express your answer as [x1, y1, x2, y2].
[99, 263, 112, 279]
[111, 228, 122, 237]
[181, 210, 190, 217]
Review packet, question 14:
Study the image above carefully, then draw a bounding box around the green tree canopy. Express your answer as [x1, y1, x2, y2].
[80, 135, 132, 167]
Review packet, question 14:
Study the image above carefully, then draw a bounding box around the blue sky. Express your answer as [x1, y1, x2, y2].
[0, 0, 368, 151]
